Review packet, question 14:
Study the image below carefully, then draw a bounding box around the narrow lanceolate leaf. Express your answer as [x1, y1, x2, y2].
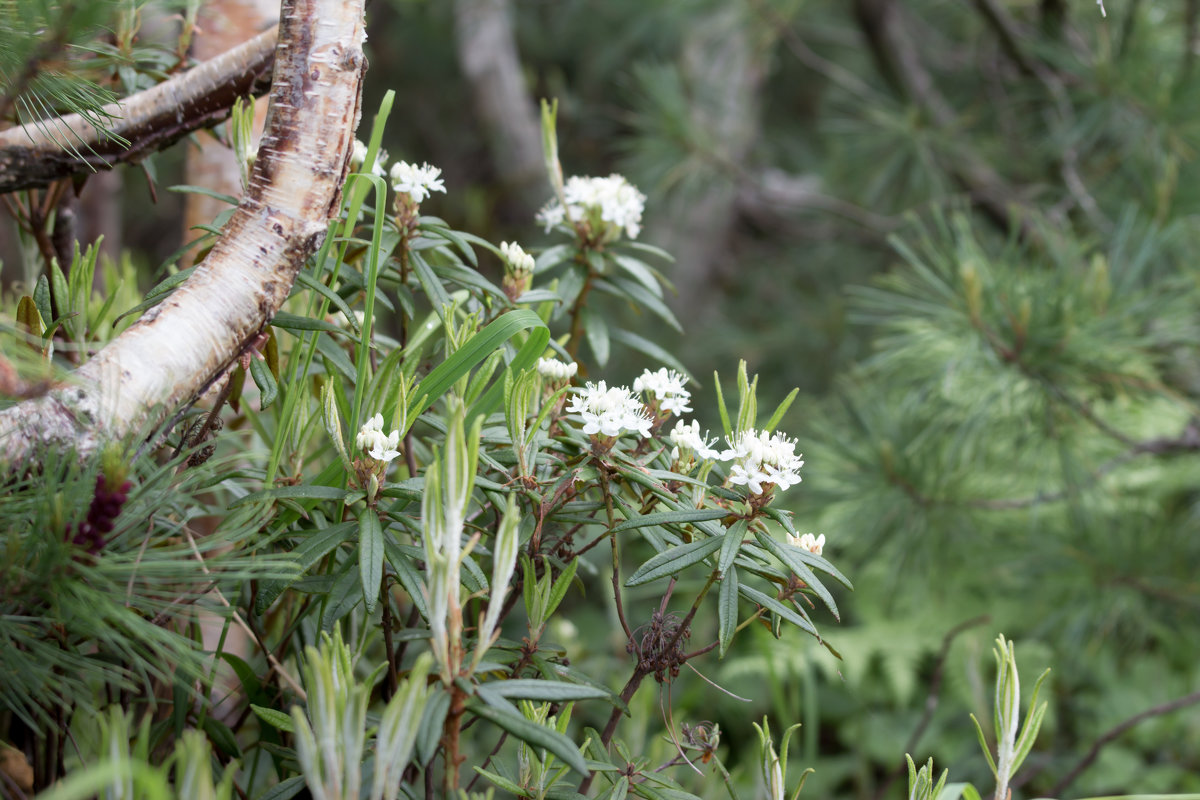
[738, 584, 819, 639]
[232, 484, 350, 507]
[625, 535, 724, 586]
[466, 698, 589, 775]
[718, 564, 740, 657]
[251, 705, 296, 734]
[610, 509, 729, 533]
[359, 512, 384, 613]
[482, 679, 611, 702]
[718, 519, 748, 577]
[753, 530, 839, 620]
[410, 308, 548, 419]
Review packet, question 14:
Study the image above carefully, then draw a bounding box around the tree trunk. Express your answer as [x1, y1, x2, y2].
[181, 0, 279, 267]
[453, 0, 545, 213]
[0, 0, 365, 467]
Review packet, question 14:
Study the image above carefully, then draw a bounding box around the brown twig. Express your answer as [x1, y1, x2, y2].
[1049, 689, 1200, 797]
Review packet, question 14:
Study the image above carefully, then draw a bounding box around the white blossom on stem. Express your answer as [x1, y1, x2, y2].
[634, 367, 692, 417]
[668, 419, 721, 461]
[538, 174, 646, 242]
[536, 357, 578, 383]
[500, 241, 535, 276]
[721, 429, 805, 496]
[389, 160, 446, 203]
[566, 381, 653, 438]
[355, 414, 400, 463]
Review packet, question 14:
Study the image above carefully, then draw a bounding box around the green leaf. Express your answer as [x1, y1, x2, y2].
[969, 713, 998, 778]
[483, 679, 611, 702]
[713, 370, 732, 437]
[255, 522, 354, 613]
[271, 310, 359, 341]
[359, 512, 384, 613]
[472, 767, 527, 796]
[201, 716, 241, 757]
[321, 561, 362, 631]
[232, 484, 350, 508]
[410, 308, 549, 420]
[33, 274, 52, 329]
[249, 354, 278, 409]
[251, 705, 296, 734]
[718, 519, 748, 576]
[738, 584, 819, 638]
[763, 388, 799, 433]
[296, 271, 360, 334]
[718, 564, 739, 657]
[753, 530, 839, 620]
[546, 556, 579, 618]
[417, 687, 451, 766]
[610, 509, 728, 533]
[625, 535, 723, 586]
[583, 306, 610, 367]
[253, 776, 307, 800]
[466, 698, 589, 775]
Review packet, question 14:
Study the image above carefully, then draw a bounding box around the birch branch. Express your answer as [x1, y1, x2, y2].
[0, 0, 365, 467]
[0, 24, 278, 193]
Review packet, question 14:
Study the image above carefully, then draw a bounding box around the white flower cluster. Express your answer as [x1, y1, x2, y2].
[634, 367, 692, 416]
[537, 357, 578, 383]
[566, 381, 653, 438]
[500, 241, 535, 276]
[787, 532, 825, 556]
[350, 139, 387, 177]
[721, 429, 805, 496]
[668, 419, 721, 461]
[389, 161, 446, 203]
[538, 174, 646, 240]
[356, 414, 400, 463]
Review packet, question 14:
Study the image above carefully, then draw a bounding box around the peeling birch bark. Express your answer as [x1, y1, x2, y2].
[0, 0, 366, 466]
[0, 25, 278, 193]
[182, 0, 279, 268]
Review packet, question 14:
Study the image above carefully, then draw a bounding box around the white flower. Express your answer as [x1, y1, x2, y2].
[536, 357, 578, 383]
[355, 413, 401, 463]
[538, 174, 646, 241]
[668, 419, 721, 461]
[350, 139, 387, 177]
[389, 160, 446, 203]
[786, 532, 825, 556]
[634, 367, 692, 416]
[720, 429, 805, 496]
[565, 381, 654, 438]
[500, 241, 535, 276]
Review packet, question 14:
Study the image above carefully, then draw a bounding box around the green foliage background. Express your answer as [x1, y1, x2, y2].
[2, 0, 1199, 797]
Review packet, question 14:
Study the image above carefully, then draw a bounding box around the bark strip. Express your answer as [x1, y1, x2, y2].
[0, 25, 278, 193]
[0, 0, 365, 465]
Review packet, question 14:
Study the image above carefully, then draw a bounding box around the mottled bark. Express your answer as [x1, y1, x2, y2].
[182, 0, 279, 267]
[0, 0, 365, 466]
[453, 0, 544, 211]
[0, 26, 277, 194]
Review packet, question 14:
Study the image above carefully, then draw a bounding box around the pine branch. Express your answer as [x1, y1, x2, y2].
[852, 0, 1039, 243]
[0, 24, 277, 193]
